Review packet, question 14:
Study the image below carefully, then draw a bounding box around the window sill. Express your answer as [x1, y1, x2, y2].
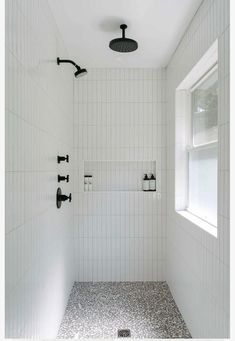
[176, 210, 217, 238]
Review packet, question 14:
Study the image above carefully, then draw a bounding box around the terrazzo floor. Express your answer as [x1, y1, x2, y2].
[57, 282, 191, 339]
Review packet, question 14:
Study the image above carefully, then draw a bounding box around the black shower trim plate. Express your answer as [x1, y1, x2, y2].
[56, 187, 72, 208]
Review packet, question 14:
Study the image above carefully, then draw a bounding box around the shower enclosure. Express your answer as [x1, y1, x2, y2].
[4, 0, 230, 338]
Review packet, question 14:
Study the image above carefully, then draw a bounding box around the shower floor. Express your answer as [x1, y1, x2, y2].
[57, 281, 191, 339]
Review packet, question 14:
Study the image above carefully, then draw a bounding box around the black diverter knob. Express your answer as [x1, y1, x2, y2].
[58, 175, 69, 182]
[57, 155, 69, 163]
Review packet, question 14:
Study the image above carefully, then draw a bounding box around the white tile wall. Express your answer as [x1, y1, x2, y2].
[73, 69, 167, 281]
[166, 0, 229, 337]
[5, 0, 74, 337]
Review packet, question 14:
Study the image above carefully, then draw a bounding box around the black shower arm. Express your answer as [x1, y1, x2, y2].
[57, 58, 79, 68]
[120, 24, 127, 38]
[121, 27, 125, 38]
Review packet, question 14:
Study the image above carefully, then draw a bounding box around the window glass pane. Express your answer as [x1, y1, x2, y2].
[188, 145, 217, 226]
[191, 69, 218, 146]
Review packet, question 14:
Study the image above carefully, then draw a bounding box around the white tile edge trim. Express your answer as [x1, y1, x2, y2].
[176, 210, 217, 238]
[177, 39, 218, 90]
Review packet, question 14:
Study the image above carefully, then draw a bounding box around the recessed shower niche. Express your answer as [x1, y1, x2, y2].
[83, 160, 157, 192]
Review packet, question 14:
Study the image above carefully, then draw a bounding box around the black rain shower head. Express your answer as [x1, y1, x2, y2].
[57, 57, 87, 78]
[109, 24, 138, 53]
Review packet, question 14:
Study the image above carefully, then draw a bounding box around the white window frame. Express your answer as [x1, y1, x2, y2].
[175, 40, 218, 237]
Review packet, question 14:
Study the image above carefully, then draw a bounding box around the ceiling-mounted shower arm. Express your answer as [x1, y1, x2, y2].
[120, 24, 127, 38]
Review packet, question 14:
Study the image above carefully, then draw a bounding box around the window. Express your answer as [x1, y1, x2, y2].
[175, 40, 218, 235]
[187, 67, 218, 226]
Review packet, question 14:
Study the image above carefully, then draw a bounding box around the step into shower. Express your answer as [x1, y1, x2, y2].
[57, 281, 191, 339]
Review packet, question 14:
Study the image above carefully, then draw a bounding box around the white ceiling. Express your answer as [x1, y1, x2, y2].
[48, 0, 202, 68]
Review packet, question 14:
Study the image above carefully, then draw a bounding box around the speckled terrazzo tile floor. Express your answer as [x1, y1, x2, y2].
[57, 282, 191, 339]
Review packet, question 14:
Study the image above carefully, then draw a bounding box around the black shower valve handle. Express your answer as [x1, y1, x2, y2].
[60, 193, 72, 202]
[58, 174, 69, 182]
[56, 188, 72, 208]
[57, 155, 69, 163]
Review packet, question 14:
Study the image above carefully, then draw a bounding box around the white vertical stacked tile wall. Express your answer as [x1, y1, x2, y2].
[73, 69, 166, 281]
[166, 0, 229, 337]
[5, 0, 74, 337]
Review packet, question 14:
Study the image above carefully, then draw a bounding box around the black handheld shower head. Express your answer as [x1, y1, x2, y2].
[109, 24, 138, 53]
[57, 58, 87, 78]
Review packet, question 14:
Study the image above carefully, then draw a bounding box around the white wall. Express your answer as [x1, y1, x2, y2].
[166, 0, 229, 337]
[5, 0, 74, 337]
[73, 69, 167, 281]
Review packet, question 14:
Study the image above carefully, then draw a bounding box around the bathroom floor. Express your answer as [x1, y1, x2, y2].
[57, 281, 191, 338]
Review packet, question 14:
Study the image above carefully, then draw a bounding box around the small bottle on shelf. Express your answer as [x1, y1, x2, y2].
[84, 175, 89, 192]
[142, 174, 150, 191]
[88, 175, 93, 191]
[149, 173, 156, 191]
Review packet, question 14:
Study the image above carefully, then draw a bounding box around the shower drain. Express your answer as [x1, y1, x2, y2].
[118, 329, 131, 337]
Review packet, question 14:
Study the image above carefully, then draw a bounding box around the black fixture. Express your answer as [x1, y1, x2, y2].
[109, 24, 138, 53]
[56, 187, 72, 208]
[58, 175, 69, 183]
[57, 155, 69, 163]
[57, 57, 87, 78]
[118, 329, 131, 338]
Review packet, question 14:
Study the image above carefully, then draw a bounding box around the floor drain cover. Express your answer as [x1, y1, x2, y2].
[118, 329, 131, 337]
